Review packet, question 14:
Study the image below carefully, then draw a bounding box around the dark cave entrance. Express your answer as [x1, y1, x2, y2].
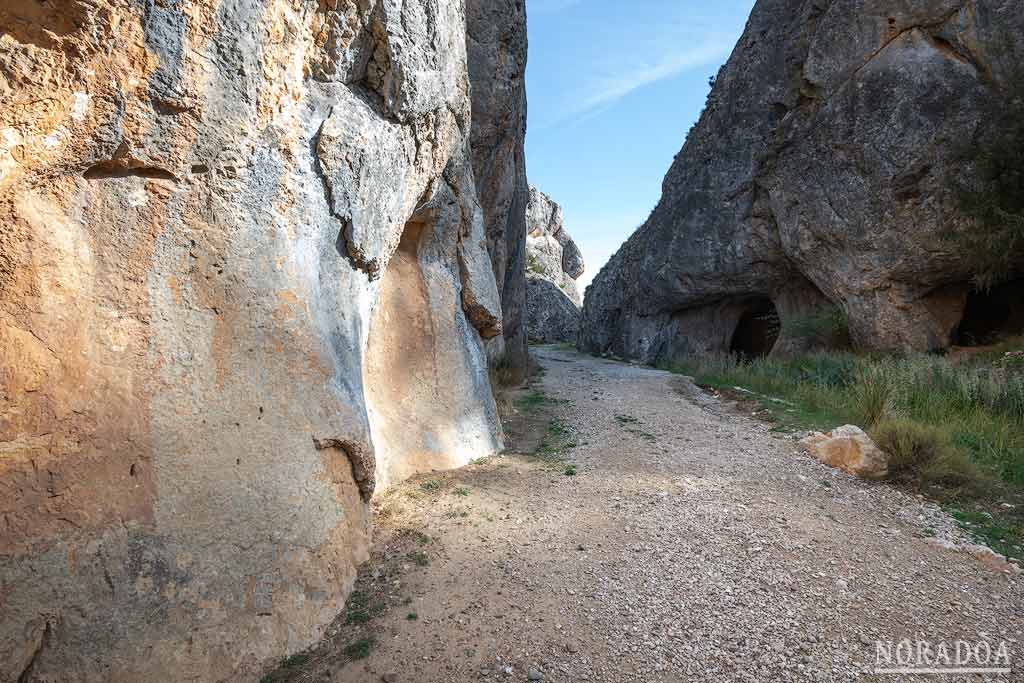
[953, 280, 1024, 347]
[730, 298, 780, 359]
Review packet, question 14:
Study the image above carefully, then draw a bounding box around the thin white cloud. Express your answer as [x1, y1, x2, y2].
[569, 39, 732, 120]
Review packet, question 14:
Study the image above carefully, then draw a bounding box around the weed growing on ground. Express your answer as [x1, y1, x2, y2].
[280, 654, 308, 668]
[420, 479, 442, 493]
[342, 637, 376, 660]
[515, 388, 568, 413]
[948, 507, 1024, 562]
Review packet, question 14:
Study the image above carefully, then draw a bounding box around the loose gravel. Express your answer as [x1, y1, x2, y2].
[276, 346, 1023, 683]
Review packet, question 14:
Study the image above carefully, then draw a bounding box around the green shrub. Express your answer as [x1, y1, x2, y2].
[343, 636, 376, 660]
[921, 449, 987, 492]
[847, 363, 894, 428]
[871, 418, 953, 476]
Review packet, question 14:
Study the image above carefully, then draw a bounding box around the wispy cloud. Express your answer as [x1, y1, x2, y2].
[566, 39, 732, 122]
[528, 2, 746, 129]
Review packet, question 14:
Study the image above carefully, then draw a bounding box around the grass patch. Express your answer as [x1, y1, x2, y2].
[528, 417, 579, 470]
[949, 507, 1024, 562]
[563, 464, 578, 476]
[343, 636, 376, 660]
[615, 414, 657, 441]
[515, 388, 567, 413]
[625, 427, 657, 442]
[280, 654, 308, 668]
[665, 350, 1024, 555]
[408, 551, 430, 567]
[453, 485, 471, 497]
[548, 419, 570, 436]
[419, 479, 442, 493]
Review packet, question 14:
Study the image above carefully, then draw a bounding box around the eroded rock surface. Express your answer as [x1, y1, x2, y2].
[0, 0, 503, 679]
[581, 0, 1024, 363]
[466, 0, 530, 366]
[525, 187, 584, 343]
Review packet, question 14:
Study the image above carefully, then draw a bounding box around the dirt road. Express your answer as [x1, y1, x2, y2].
[268, 346, 1023, 682]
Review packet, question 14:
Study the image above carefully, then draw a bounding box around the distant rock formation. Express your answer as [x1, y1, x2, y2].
[525, 187, 585, 343]
[0, 0, 516, 679]
[466, 0, 530, 367]
[582, 0, 1024, 363]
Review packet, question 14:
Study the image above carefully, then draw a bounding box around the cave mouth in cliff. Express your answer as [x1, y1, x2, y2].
[954, 279, 1024, 347]
[730, 298, 780, 359]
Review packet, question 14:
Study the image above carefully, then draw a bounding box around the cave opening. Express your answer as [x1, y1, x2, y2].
[730, 298, 780, 359]
[953, 279, 1024, 347]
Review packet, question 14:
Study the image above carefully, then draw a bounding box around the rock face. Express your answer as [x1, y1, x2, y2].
[525, 187, 585, 343]
[581, 0, 1024, 363]
[526, 187, 584, 305]
[0, 0, 506, 679]
[466, 0, 530, 367]
[527, 278, 583, 344]
[801, 426, 890, 480]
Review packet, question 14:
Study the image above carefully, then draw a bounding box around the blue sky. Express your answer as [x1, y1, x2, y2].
[525, 0, 756, 292]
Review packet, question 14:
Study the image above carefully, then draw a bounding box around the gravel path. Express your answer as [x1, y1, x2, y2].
[273, 346, 1023, 683]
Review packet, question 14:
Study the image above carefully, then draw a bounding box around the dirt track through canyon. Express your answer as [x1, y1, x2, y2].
[269, 346, 1023, 683]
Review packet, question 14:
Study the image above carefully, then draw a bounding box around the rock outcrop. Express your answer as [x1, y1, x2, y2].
[581, 0, 1024, 363]
[0, 0, 507, 679]
[525, 187, 585, 343]
[526, 187, 584, 306]
[466, 0, 530, 367]
[527, 277, 583, 344]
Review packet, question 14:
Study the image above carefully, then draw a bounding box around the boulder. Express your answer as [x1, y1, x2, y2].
[581, 0, 1024, 363]
[801, 426, 890, 480]
[0, 0, 508, 679]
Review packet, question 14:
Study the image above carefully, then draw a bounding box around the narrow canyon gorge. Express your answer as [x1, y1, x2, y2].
[2, 0, 1023, 681]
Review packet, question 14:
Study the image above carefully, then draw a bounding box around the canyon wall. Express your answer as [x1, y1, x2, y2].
[581, 0, 1024, 363]
[466, 0, 530, 368]
[0, 0, 509, 679]
[524, 187, 585, 343]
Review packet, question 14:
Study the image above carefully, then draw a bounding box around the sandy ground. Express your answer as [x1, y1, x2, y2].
[266, 346, 1024, 683]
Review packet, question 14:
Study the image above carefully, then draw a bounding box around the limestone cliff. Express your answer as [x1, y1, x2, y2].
[466, 0, 530, 367]
[581, 0, 1024, 362]
[524, 187, 585, 343]
[0, 0, 506, 679]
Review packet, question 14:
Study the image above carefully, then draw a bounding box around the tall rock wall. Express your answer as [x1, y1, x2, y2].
[466, 0, 530, 367]
[581, 0, 1024, 363]
[525, 187, 585, 343]
[0, 0, 505, 679]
